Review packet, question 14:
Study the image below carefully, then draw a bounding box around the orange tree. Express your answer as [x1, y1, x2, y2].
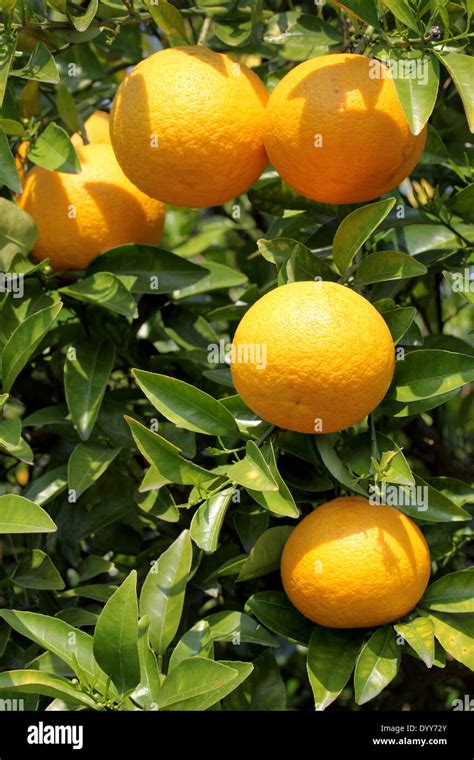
[0, 0, 472, 712]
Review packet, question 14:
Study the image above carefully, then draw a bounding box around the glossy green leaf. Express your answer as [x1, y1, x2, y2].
[144, 0, 188, 41]
[448, 184, 474, 223]
[27, 123, 80, 173]
[1, 302, 62, 391]
[140, 530, 192, 655]
[0, 198, 38, 257]
[0, 35, 17, 107]
[316, 434, 367, 496]
[389, 51, 439, 135]
[0, 126, 21, 193]
[245, 591, 313, 645]
[93, 571, 140, 696]
[429, 613, 474, 670]
[133, 616, 162, 709]
[420, 570, 474, 614]
[64, 339, 115, 441]
[355, 251, 427, 285]
[246, 443, 299, 518]
[332, 0, 379, 25]
[190, 487, 234, 553]
[56, 83, 80, 132]
[13, 549, 64, 590]
[161, 658, 252, 710]
[60, 273, 138, 317]
[0, 418, 33, 463]
[394, 617, 435, 668]
[11, 43, 59, 84]
[168, 621, 213, 673]
[390, 350, 474, 402]
[67, 443, 120, 499]
[133, 369, 239, 437]
[307, 628, 363, 710]
[89, 244, 208, 294]
[205, 610, 277, 647]
[223, 650, 286, 711]
[333, 198, 396, 275]
[126, 417, 215, 488]
[263, 14, 342, 49]
[378, 305, 417, 344]
[224, 440, 278, 491]
[354, 626, 401, 705]
[0, 670, 97, 708]
[237, 526, 292, 581]
[381, 0, 420, 32]
[0, 494, 56, 533]
[438, 53, 474, 132]
[68, 0, 99, 32]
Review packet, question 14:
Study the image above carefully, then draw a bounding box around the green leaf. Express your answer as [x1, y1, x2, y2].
[389, 51, 439, 135]
[223, 650, 286, 711]
[233, 503, 269, 552]
[24, 465, 68, 506]
[67, 443, 120, 498]
[394, 617, 435, 668]
[381, 0, 420, 32]
[205, 610, 277, 647]
[0, 670, 97, 709]
[0, 418, 33, 463]
[1, 302, 62, 391]
[419, 570, 474, 614]
[224, 440, 279, 491]
[438, 53, 474, 132]
[237, 526, 293, 581]
[333, 198, 396, 275]
[126, 417, 215, 488]
[0, 198, 38, 257]
[332, 0, 379, 25]
[140, 530, 192, 655]
[144, 0, 188, 41]
[0, 610, 110, 692]
[190, 487, 234, 553]
[245, 591, 314, 645]
[354, 626, 401, 705]
[133, 370, 239, 437]
[390, 350, 474, 402]
[133, 616, 161, 709]
[64, 340, 115, 441]
[263, 14, 342, 49]
[378, 305, 417, 344]
[168, 621, 214, 673]
[246, 442, 299, 518]
[93, 571, 140, 696]
[174, 261, 248, 299]
[307, 628, 363, 710]
[13, 549, 64, 590]
[381, 474, 470, 522]
[56, 82, 80, 133]
[316, 434, 367, 496]
[27, 123, 80, 173]
[0, 35, 17, 107]
[0, 494, 56, 533]
[0, 126, 21, 193]
[68, 0, 99, 32]
[158, 658, 247, 710]
[429, 613, 474, 670]
[11, 43, 59, 84]
[355, 252, 427, 285]
[60, 273, 138, 318]
[448, 184, 474, 224]
[89, 244, 208, 294]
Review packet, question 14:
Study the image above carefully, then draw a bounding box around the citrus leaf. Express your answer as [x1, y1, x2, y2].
[205, 610, 277, 647]
[64, 340, 115, 441]
[245, 590, 313, 645]
[140, 530, 192, 655]
[0, 126, 21, 193]
[60, 273, 138, 318]
[381, 0, 420, 32]
[355, 251, 427, 285]
[168, 621, 213, 673]
[307, 627, 363, 710]
[429, 612, 474, 670]
[333, 198, 396, 275]
[237, 526, 293, 581]
[0, 494, 56, 534]
[354, 626, 401, 705]
[0, 670, 97, 708]
[224, 440, 279, 491]
[390, 350, 474, 402]
[394, 617, 435, 668]
[13, 549, 64, 590]
[419, 570, 474, 614]
[67, 443, 120, 498]
[438, 53, 474, 132]
[0, 35, 17, 107]
[27, 123, 80, 173]
[389, 51, 439, 135]
[190, 487, 234, 553]
[133, 369, 239, 437]
[93, 571, 140, 696]
[0, 198, 38, 257]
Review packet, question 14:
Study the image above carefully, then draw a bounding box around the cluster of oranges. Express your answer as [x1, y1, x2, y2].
[17, 45, 432, 630]
[19, 46, 426, 271]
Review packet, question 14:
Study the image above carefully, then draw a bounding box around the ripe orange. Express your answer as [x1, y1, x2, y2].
[263, 53, 427, 204]
[230, 281, 394, 434]
[281, 496, 431, 628]
[109, 46, 269, 208]
[18, 143, 165, 271]
[71, 110, 111, 146]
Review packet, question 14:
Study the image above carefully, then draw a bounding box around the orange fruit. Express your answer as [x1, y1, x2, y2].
[230, 281, 394, 434]
[263, 53, 427, 204]
[281, 496, 431, 628]
[71, 110, 111, 146]
[109, 46, 269, 208]
[18, 143, 165, 271]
